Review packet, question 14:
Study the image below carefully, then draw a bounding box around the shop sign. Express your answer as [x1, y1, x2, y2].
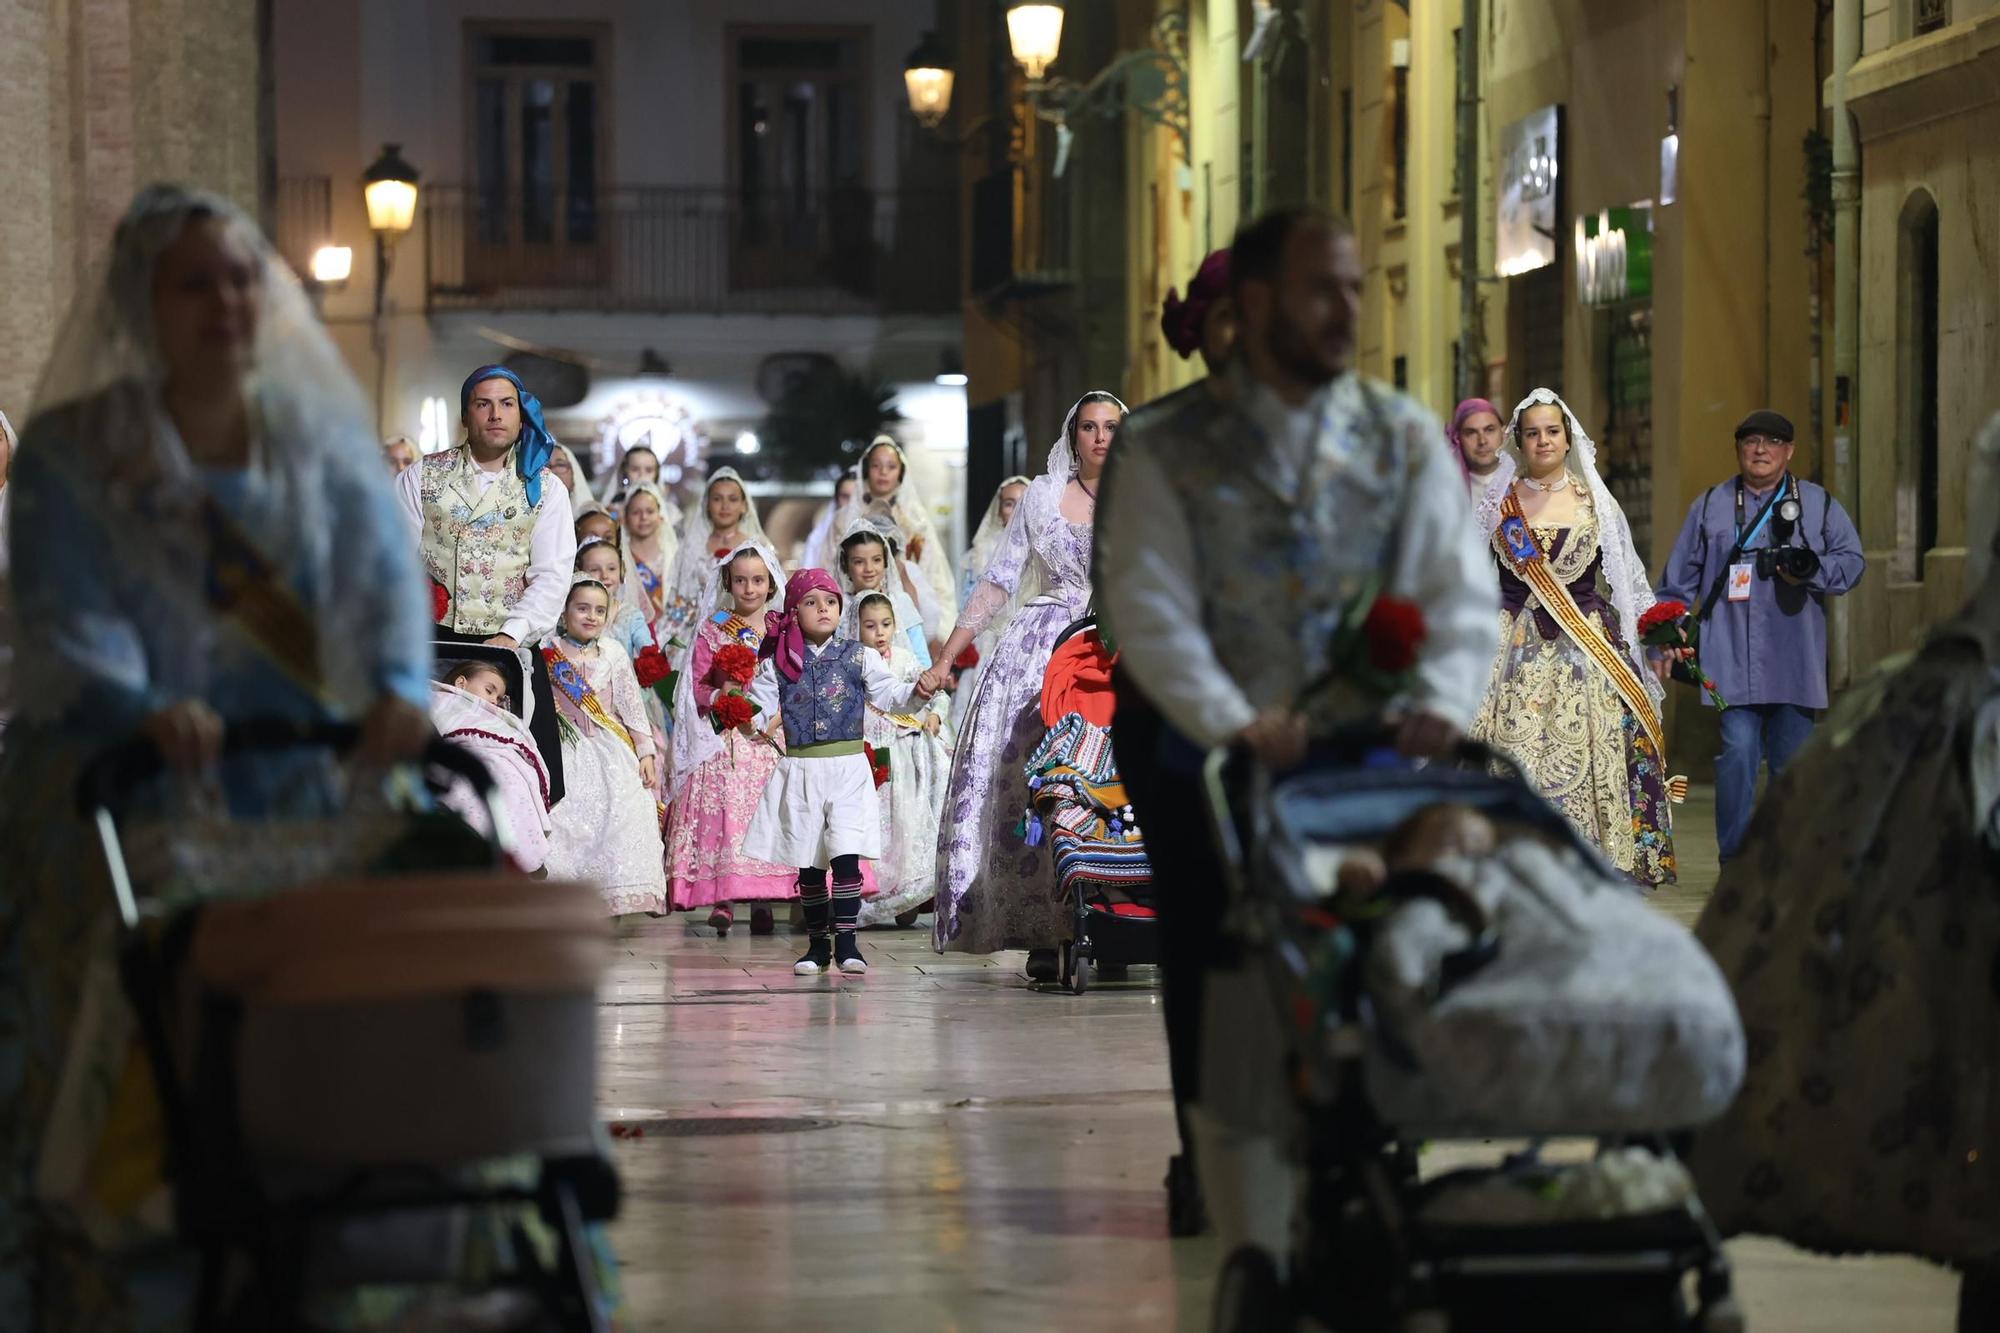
[1497, 105, 1562, 276]
[1575, 206, 1653, 306]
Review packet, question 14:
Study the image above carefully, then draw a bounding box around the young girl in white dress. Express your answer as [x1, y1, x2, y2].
[657, 468, 769, 666]
[850, 593, 953, 928]
[619, 482, 678, 636]
[430, 660, 555, 873]
[542, 574, 669, 915]
[837, 523, 933, 667]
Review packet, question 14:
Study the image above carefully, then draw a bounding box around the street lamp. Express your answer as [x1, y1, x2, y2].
[903, 30, 956, 128]
[362, 142, 421, 435]
[1006, 3, 1066, 83]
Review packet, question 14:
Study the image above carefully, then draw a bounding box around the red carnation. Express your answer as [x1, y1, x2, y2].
[710, 691, 754, 731]
[1362, 596, 1426, 674]
[713, 643, 759, 685]
[430, 578, 450, 625]
[632, 644, 671, 689]
[1638, 600, 1688, 636]
[713, 546, 732, 560]
[954, 645, 981, 671]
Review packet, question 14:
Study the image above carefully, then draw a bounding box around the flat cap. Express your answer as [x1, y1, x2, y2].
[1734, 409, 1795, 442]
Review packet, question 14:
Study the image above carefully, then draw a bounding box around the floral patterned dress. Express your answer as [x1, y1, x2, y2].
[935, 475, 1095, 953]
[664, 613, 794, 908]
[1688, 612, 2000, 1264]
[543, 639, 669, 915]
[1468, 507, 1676, 884]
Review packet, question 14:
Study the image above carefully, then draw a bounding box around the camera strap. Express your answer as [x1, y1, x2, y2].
[1697, 479, 1789, 624]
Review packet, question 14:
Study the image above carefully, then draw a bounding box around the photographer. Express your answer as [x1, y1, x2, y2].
[1654, 410, 1865, 862]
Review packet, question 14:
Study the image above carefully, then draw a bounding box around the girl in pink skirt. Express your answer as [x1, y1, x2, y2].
[663, 541, 795, 935]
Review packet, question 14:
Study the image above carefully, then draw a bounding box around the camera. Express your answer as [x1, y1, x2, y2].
[1755, 545, 1820, 581]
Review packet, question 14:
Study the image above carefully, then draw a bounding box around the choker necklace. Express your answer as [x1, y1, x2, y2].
[1520, 473, 1570, 492]
[560, 633, 596, 652]
[1076, 477, 1098, 500]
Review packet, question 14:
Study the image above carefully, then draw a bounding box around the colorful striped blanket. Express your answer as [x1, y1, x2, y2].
[1025, 713, 1152, 900]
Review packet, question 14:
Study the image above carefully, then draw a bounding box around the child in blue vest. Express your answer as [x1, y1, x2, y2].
[742, 568, 925, 975]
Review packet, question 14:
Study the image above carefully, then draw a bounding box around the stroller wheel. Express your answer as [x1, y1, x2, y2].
[1696, 1297, 1745, 1333]
[1213, 1246, 1290, 1333]
[1166, 1154, 1208, 1237]
[1068, 943, 1090, 995]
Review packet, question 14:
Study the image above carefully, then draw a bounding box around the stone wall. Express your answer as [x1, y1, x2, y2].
[0, 0, 260, 418]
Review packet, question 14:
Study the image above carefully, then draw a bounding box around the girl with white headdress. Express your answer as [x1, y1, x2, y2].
[919, 391, 1127, 968]
[655, 467, 767, 664]
[1467, 388, 1675, 884]
[1688, 413, 2000, 1322]
[542, 572, 668, 915]
[619, 480, 680, 633]
[956, 474, 1031, 703]
[0, 184, 437, 1324]
[836, 515, 933, 666]
[833, 435, 957, 641]
[851, 590, 954, 927]
[663, 541, 796, 935]
[546, 441, 599, 515]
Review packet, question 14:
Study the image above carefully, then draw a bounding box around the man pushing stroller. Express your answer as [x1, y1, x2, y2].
[1093, 207, 1496, 1244]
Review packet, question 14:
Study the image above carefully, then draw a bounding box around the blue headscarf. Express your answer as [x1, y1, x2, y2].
[459, 364, 558, 507]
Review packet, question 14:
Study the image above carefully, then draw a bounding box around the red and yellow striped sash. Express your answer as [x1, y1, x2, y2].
[1495, 491, 1665, 760]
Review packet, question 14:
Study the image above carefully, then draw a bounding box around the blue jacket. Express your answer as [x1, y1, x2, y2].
[1655, 474, 1864, 710]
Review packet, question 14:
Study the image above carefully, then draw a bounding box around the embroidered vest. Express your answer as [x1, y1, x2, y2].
[779, 639, 868, 746]
[419, 446, 545, 636]
[1124, 374, 1416, 725]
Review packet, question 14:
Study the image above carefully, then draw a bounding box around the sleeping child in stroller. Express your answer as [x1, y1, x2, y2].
[429, 659, 554, 874]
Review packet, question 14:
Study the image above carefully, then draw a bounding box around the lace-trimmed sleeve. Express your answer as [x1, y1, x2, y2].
[956, 476, 1044, 637]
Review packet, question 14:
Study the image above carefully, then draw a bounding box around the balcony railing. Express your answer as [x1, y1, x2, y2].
[422, 185, 960, 316]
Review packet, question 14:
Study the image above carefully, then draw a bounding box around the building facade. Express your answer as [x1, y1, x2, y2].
[274, 0, 970, 559]
[0, 0, 263, 417]
[954, 0, 1996, 764]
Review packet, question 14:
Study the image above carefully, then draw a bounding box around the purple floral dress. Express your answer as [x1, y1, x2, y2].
[935, 474, 1094, 953]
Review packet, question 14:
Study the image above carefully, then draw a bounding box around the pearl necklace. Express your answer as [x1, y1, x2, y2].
[1520, 472, 1571, 492]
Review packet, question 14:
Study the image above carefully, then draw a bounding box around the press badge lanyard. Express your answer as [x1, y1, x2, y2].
[1734, 474, 1792, 548]
[1697, 477, 1790, 623]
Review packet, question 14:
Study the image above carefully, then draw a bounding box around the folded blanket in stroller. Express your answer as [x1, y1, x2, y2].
[1361, 840, 1744, 1135]
[1025, 712, 1151, 899]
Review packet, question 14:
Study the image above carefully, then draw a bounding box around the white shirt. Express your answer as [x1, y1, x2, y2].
[395, 451, 576, 645]
[747, 635, 922, 729]
[1097, 376, 1497, 749]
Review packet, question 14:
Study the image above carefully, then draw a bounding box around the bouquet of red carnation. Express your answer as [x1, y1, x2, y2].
[429, 578, 450, 626]
[710, 691, 757, 733]
[865, 742, 891, 789]
[712, 643, 759, 686]
[632, 643, 671, 689]
[1321, 584, 1428, 701]
[953, 645, 980, 671]
[1637, 600, 1728, 709]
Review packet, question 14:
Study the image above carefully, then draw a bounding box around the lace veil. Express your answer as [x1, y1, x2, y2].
[657, 467, 768, 657]
[666, 538, 784, 801]
[1492, 388, 1660, 707]
[833, 436, 956, 631]
[17, 183, 417, 717]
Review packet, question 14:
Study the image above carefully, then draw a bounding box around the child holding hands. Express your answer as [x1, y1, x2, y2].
[740, 570, 927, 974]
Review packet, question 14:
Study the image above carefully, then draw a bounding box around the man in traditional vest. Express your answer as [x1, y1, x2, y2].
[1094, 208, 1496, 1250]
[396, 365, 576, 799]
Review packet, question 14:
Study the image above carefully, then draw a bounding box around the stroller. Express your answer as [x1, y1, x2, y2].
[1200, 729, 1745, 1333]
[78, 717, 619, 1331]
[1023, 615, 1157, 993]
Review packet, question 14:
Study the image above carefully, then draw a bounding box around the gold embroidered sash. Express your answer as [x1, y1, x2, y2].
[1495, 491, 1666, 760]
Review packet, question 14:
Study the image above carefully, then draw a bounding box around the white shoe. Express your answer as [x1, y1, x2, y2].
[794, 957, 824, 975]
[837, 955, 868, 974]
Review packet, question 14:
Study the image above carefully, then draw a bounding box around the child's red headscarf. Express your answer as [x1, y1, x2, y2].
[762, 567, 844, 682]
